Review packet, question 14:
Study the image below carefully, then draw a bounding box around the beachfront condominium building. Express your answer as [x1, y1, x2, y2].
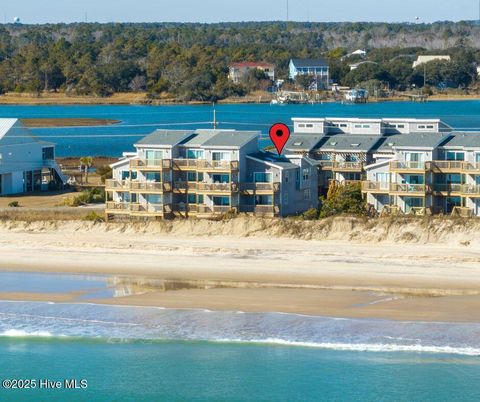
[283, 116, 480, 217]
[105, 129, 318, 220]
[0, 119, 65, 195]
[289, 58, 330, 90]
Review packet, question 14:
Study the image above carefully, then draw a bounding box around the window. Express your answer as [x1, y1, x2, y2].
[354, 124, 362, 128]
[145, 172, 161, 182]
[397, 124, 405, 129]
[42, 147, 54, 160]
[187, 172, 197, 182]
[187, 149, 205, 160]
[145, 194, 163, 204]
[426, 125, 434, 129]
[255, 195, 273, 205]
[213, 196, 230, 206]
[188, 194, 196, 204]
[306, 124, 314, 128]
[446, 151, 465, 161]
[304, 189, 311, 200]
[212, 174, 230, 183]
[298, 124, 306, 128]
[362, 125, 371, 129]
[283, 193, 289, 205]
[121, 171, 137, 180]
[212, 151, 231, 161]
[302, 168, 310, 181]
[197, 195, 204, 204]
[284, 171, 290, 183]
[418, 125, 426, 129]
[146, 150, 164, 161]
[254, 172, 273, 183]
[340, 124, 348, 128]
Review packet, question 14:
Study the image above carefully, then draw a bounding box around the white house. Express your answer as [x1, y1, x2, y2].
[0, 119, 66, 195]
[413, 55, 451, 69]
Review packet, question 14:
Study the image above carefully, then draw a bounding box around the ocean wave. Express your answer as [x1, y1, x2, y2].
[214, 338, 480, 356]
[1, 301, 480, 356]
[0, 329, 54, 338]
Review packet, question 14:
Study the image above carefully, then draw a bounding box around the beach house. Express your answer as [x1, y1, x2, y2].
[228, 62, 275, 84]
[105, 129, 318, 220]
[412, 55, 451, 68]
[0, 119, 65, 195]
[289, 58, 330, 90]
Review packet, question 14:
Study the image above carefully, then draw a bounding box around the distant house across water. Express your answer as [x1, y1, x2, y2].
[228, 62, 275, 84]
[289, 58, 330, 90]
[413, 55, 451, 68]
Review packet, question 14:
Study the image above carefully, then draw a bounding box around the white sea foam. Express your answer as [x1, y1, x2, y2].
[0, 329, 54, 338]
[213, 338, 480, 356]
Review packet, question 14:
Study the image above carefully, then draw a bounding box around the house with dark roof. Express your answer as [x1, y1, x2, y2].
[289, 58, 330, 90]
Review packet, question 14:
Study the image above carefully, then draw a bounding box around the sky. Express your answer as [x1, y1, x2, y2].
[2, 0, 480, 24]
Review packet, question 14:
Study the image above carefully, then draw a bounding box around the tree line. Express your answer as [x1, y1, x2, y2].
[0, 22, 479, 101]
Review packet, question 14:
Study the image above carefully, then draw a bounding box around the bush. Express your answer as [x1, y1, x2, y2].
[303, 208, 319, 220]
[8, 201, 20, 208]
[83, 211, 105, 223]
[68, 187, 105, 206]
[96, 165, 112, 184]
[319, 182, 366, 218]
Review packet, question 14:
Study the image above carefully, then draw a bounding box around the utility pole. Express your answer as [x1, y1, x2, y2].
[213, 103, 217, 129]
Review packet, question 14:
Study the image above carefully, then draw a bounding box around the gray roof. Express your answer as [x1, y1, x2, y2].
[376, 133, 451, 151]
[315, 135, 384, 152]
[442, 132, 480, 149]
[247, 152, 298, 170]
[200, 130, 259, 148]
[135, 130, 195, 147]
[291, 58, 329, 68]
[285, 134, 325, 153]
[180, 130, 219, 147]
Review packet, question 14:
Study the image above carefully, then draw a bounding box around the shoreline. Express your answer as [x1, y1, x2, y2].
[0, 216, 479, 323]
[0, 92, 479, 106]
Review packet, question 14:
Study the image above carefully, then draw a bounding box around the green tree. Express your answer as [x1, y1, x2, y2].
[319, 182, 365, 218]
[80, 156, 94, 183]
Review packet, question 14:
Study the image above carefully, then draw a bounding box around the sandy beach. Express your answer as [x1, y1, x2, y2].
[0, 216, 480, 322]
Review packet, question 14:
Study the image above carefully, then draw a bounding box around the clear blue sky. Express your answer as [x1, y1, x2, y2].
[2, 0, 479, 24]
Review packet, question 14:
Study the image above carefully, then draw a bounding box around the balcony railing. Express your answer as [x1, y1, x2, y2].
[174, 181, 198, 191]
[130, 203, 165, 214]
[197, 205, 236, 214]
[333, 161, 363, 171]
[433, 183, 463, 193]
[240, 205, 276, 215]
[362, 181, 390, 192]
[239, 182, 281, 192]
[317, 160, 334, 169]
[462, 184, 480, 195]
[129, 182, 172, 192]
[463, 162, 480, 172]
[390, 161, 426, 170]
[427, 161, 464, 171]
[106, 201, 130, 211]
[196, 182, 238, 192]
[173, 159, 239, 171]
[390, 183, 427, 193]
[451, 206, 474, 218]
[105, 180, 130, 190]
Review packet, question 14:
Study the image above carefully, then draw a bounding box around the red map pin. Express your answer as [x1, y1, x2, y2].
[269, 123, 291, 155]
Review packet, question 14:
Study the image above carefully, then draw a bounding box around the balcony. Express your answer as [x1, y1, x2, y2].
[129, 181, 171, 192]
[390, 183, 427, 194]
[105, 180, 130, 191]
[333, 161, 363, 172]
[239, 204, 278, 216]
[432, 183, 463, 194]
[462, 162, 480, 173]
[196, 205, 237, 216]
[173, 159, 239, 172]
[130, 203, 171, 216]
[173, 181, 198, 191]
[462, 184, 480, 196]
[317, 160, 334, 170]
[427, 161, 464, 172]
[239, 182, 281, 194]
[196, 182, 239, 193]
[105, 201, 130, 213]
[361, 181, 390, 193]
[130, 159, 172, 170]
[389, 161, 426, 172]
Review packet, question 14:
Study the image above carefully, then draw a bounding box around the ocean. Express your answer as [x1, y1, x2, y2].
[0, 272, 479, 401]
[0, 100, 480, 157]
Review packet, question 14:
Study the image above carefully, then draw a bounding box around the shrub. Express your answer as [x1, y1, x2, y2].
[319, 182, 366, 218]
[8, 201, 20, 208]
[67, 187, 105, 206]
[303, 208, 319, 220]
[83, 211, 105, 223]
